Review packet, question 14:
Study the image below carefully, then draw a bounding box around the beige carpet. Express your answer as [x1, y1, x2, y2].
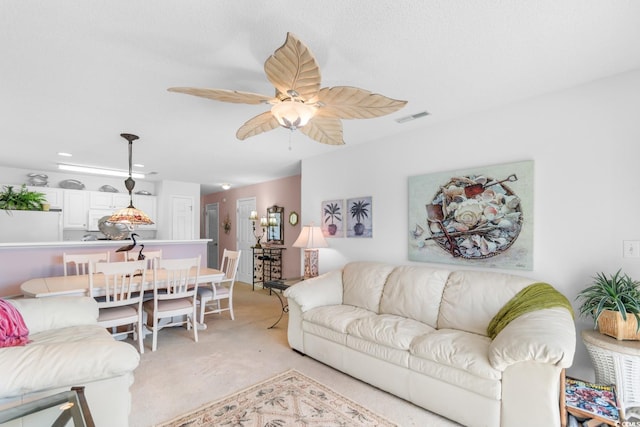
[155, 369, 398, 427]
[128, 282, 459, 427]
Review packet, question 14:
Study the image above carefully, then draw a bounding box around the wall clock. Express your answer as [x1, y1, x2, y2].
[289, 211, 299, 226]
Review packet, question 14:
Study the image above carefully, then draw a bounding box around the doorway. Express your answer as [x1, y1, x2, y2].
[205, 203, 219, 269]
[236, 197, 256, 284]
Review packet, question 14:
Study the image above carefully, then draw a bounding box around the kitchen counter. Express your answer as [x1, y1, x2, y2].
[0, 239, 211, 249]
[0, 239, 211, 297]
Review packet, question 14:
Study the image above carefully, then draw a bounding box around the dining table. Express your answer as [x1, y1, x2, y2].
[20, 267, 225, 298]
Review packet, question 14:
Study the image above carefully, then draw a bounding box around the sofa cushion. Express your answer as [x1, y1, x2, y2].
[409, 353, 502, 400]
[410, 329, 501, 381]
[303, 304, 375, 334]
[346, 335, 411, 368]
[0, 325, 140, 397]
[379, 266, 450, 328]
[347, 314, 434, 351]
[303, 305, 375, 346]
[438, 270, 534, 335]
[343, 262, 395, 313]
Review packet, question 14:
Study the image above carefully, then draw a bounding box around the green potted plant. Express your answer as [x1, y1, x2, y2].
[323, 202, 342, 236]
[575, 269, 640, 340]
[0, 185, 47, 213]
[350, 199, 370, 236]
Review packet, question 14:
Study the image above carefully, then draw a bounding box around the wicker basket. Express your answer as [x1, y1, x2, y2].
[598, 310, 640, 340]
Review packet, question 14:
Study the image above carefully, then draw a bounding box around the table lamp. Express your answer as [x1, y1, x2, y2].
[293, 223, 328, 279]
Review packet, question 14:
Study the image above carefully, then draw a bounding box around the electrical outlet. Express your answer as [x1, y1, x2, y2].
[623, 240, 640, 258]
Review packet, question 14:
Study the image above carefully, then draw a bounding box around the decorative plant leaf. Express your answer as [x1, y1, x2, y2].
[167, 87, 275, 105]
[236, 111, 280, 140]
[299, 116, 344, 145]
[264, 32, 321, 102]
[315, 86, 408, 119]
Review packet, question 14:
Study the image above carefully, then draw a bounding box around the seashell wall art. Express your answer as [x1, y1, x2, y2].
[408, 160, 534, 271]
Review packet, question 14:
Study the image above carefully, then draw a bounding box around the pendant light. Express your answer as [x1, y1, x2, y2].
[108, 133, 154, 225]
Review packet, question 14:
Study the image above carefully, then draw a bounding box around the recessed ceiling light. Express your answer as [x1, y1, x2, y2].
[221, 183, 231, 190]
[57, 152, 72, 157]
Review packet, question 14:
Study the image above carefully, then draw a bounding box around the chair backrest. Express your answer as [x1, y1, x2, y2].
[124, 249, 162, 269]
[153, 256, 201, 300]
[89, 260, 146, 307]
[220, 249, 241, 283]
[63, 252, 110, 276]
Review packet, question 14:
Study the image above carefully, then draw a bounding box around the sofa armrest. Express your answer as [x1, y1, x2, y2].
[284, 269, 343, 312]
[488, 307, 576, 371]
[7, 297, 98, 335]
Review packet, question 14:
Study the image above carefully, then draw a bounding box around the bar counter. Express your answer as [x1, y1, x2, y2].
[0, 239, 211, 297]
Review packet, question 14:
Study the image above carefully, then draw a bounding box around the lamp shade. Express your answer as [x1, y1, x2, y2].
[109, 204, 154, 225]
[293, 225, 328, 249]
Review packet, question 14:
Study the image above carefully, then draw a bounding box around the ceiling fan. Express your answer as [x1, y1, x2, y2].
[168, 32, 407, 146]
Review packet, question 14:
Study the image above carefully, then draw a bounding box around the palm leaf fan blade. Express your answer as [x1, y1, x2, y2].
[315, 86, 407, 119]
[264, 33, 321, 101]
[236, 111, 281, 140]
[299, 117, 344, 145]
[167, 87, 275, 105]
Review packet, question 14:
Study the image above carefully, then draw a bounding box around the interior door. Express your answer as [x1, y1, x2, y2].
[236, 197, 256, 284]
[171, 196, 194, 240]
[205, 203, 219, 269]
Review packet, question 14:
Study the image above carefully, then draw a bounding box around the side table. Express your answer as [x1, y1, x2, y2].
[582, 329, 640, 421]
[263, 277, 301, 329]
[0, 386, 95, 426]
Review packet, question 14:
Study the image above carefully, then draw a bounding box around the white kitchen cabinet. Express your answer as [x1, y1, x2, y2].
[63, 190, 89, 229]
[89, 191, 131, 210]
[27, 186, 63, 209]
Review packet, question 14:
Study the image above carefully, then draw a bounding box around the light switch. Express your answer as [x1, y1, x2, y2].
[623, 240, 640, 258]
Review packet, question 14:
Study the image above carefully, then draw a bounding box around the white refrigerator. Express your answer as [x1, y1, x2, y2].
[0, 210, 63, 243]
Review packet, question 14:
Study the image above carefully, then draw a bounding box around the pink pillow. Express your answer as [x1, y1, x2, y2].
[0, 299, 30, 347]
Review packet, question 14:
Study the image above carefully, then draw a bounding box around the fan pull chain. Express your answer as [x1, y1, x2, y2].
[288, 130, 293, 151]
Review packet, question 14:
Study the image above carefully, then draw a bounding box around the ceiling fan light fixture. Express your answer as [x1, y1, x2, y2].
[271, 100, 317, 130]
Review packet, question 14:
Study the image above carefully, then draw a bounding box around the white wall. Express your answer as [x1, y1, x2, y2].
[155, 180, 201, 240]
[300, 69, 640, 380]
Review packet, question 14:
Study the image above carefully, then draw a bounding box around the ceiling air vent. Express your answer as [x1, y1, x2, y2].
[395, 111, 430, 124]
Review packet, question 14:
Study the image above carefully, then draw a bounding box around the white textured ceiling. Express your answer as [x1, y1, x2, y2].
[1, 1, 639, 194]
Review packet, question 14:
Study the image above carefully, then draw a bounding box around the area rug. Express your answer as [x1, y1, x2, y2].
[156, 369, 398, 427]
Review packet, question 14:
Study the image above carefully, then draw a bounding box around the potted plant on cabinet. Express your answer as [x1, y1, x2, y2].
[0, 185, 47, 214]
[576, 269, 640, 340]
[323, 202, 342, 236]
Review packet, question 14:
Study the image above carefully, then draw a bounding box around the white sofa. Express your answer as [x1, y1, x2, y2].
[0, 296, 140, 426]
[284, 262, 576, 427]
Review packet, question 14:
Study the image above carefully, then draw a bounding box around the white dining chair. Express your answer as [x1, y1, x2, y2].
[123, 249, 162, 269]
[63, 252, 110, 276]
[143, 256, 201, 352]
[89, 259, 146, 353]
[197, 249, 241, 325]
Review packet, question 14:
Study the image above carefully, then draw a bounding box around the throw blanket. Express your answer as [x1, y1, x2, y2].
[0, 299, 29, 348]
[487, 282, 574, 339]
